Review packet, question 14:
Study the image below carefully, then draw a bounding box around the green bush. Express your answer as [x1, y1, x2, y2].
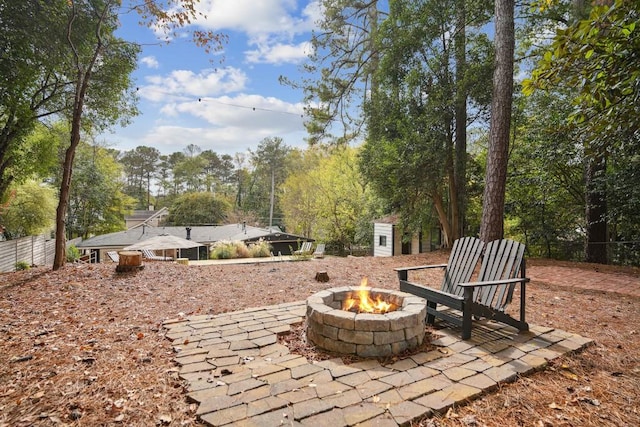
[210, 240, 272, 259]
[233, 241, 251, 258]
[210, 240, 248, 259]
[15, 261, 30, 271]
[210, 241, 237, 259]
[66, 244, 81, 262]
[248, 239, 272, 258]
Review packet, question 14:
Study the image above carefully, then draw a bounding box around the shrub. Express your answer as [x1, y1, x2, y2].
[66, 245, 81, 262]
[210, 240, 236, 259]
[248, 239, 272, 258]
[210, 240, 251, 259]
[210, 240, 273, 259]
[233, 241, 251, 258]
[15, 261, 30, 271]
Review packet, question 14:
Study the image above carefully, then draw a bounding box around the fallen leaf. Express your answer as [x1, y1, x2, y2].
[560, 370, 578, 381]
[159, 414, 172, 424]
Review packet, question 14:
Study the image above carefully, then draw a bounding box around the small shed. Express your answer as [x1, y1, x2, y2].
[373, 215, 425, 257]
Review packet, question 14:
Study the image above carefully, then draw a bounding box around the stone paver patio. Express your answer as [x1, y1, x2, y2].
[164, 300, 593, 426]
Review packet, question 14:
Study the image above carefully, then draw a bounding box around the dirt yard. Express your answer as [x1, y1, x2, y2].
[0, 253, 638, 426]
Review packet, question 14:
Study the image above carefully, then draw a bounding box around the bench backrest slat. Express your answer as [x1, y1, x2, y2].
[475, 239, 525, 310]
[441, 237, 485, 296]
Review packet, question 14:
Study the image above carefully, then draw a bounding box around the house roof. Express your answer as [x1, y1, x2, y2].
[373, 214, 400, 224]
[76, 224, 311, 249]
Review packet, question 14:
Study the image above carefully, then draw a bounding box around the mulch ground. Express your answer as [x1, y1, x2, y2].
[0, 253, 638, 426]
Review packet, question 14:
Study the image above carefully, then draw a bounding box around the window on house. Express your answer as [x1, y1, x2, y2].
[379, 235, 387, 247]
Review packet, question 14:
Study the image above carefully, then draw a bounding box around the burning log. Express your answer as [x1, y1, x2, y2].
[342, 277, 396, 314]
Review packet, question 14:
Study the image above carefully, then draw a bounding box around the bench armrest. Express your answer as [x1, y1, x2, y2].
[458, 277, 530, 288]
[395, 264, 448, 281]
[394, 264, 447, 272]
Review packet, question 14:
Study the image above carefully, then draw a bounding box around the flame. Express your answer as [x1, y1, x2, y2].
[342, 277, 394, 314]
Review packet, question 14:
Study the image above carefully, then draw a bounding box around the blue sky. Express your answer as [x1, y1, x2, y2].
[105, 0, 322, 156]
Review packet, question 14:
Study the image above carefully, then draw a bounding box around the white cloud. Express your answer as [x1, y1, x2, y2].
[139, 67, 248, 102]
[192, 0, 320, 64]
[130, 94, 307, 155]
[194, 0, 317, 36]
[164, 93, 304, 130]
[140, 56, 160, 69]
[138, 121, 307, 155]
[245, 40, 313, 64]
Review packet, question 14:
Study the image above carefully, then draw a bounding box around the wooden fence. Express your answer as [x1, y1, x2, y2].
[0, 235, 57, 272]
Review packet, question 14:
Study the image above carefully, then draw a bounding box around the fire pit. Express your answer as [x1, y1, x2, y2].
[306, 279, 427, 357]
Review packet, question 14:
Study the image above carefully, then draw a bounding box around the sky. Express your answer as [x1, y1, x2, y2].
[105, 0, 323, 156]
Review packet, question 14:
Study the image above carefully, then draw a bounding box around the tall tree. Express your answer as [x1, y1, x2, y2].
[1, 180, 57, 239]
[282, 146, 372, 253]
[0, 0, 72, 198]
[54, 0, 139, 269]
[66, 142, 135, 239]
[479, 0, 515, 242]
[166, 192, 230, 226]
[282, 0, 384, 145]
[120, 145, 160, 208]
[249, 137, 290, 229]
[524, 0, 639, 263]
[362, 0, 492, 247]
[52, 1, 225, 270]
[280, 148, 325, 238]
[505, 90, 584, 258]
[174, 154, 208, 193]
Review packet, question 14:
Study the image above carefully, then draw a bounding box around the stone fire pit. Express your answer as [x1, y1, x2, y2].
[306, 286, 427, 357]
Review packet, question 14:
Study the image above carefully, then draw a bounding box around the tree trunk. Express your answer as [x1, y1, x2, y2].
[432, 192, 453, 248]
[454, 2, 467, 239]
[448, 168, 460, 241]
[53, 111, 82, 269]
[479, 0, 515, 243]
[53, 4, 105, 270]
[269, 168, 275, 230]
[585, 152, 608, 263]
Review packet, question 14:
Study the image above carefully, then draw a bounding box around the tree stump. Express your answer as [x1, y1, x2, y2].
[116, 251, 144, 273]
[315, 271, 329, 282]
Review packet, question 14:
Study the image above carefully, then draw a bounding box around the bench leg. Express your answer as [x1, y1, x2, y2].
[461, 288, 473, 340]
[426, 301, 436, 325]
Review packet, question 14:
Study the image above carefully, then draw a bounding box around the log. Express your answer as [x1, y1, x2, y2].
[116, 251, 144, 273]
[315, 271, 329, 282]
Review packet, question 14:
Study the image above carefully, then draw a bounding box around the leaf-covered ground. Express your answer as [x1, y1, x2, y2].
[0, 253, 638, 426]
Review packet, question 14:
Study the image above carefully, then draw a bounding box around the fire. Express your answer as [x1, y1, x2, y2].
[342, 277, 394, 314]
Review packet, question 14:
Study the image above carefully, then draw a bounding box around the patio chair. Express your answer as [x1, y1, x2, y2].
[141, 249, 173, 261]
[313, 243, 326, 258]
[398, 238, 529, 340]
[106, 251, 120, 263]
[293, 241, 313, 255]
